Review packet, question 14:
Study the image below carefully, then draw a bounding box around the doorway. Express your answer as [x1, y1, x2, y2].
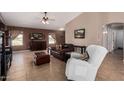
[102, 23, 123, 61]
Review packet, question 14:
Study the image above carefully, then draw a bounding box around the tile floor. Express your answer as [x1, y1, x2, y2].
[7, 49, 124, 81]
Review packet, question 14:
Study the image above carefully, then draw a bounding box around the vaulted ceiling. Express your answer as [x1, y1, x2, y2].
[1, 12, 81, 31]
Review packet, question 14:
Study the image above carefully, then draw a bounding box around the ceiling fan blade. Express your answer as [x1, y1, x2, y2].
[40, 12, 47, 14]
[48, 19, 55, 21]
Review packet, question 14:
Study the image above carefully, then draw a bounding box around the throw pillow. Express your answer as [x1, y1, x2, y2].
[80, 51, 89, 61]
[59, 44, 62, 50]
[63, 44, 68, 48]
[56, 45, 60, 50]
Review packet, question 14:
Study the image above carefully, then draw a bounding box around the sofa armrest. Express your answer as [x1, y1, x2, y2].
[70, 52, 82, 59]
[60, 48, 74, 54]
[51, 47, 56, 50]
[66, 58, 90, 78]
[66, 58, 98, 80]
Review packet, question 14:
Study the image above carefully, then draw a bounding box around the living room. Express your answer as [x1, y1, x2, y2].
[0, 12, 123, 81]
[1, 0, 124, 93]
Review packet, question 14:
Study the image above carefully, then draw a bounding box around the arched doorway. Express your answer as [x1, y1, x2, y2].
[102, 23, 123, 62]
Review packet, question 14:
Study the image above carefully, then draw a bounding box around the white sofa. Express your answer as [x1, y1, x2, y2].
[65, 45, 108, 81]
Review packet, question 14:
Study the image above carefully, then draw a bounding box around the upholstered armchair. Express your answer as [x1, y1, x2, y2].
[65, 45, 108, 81]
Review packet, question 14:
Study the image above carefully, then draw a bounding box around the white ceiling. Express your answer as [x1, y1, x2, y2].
[1, 12, 81, 31]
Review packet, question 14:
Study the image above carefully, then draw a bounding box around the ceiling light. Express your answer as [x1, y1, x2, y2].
[42, 20, 46, 24]
[46, 21, 49, 24]
[59, 28, 65, 31]
[103, 31, 108, 34]
[42, 19, 49, 24]
[41, 12, 54, 24]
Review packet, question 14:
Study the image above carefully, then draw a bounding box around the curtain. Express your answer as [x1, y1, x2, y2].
[10, 30, 22, 40]
[49, 33, 56, 43]
[50, 33, 56, 40]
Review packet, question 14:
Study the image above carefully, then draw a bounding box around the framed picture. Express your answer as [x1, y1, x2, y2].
[74, 29, 85, 38]
[30, 33, 45, 40]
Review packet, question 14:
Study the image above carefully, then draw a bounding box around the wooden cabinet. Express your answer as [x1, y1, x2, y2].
[0, 21, 5, 31]
[30, 40, 46, 51]
[0, 31, 12, 81]
[0, 31, 5, 80]
[0, 20, 12, 81]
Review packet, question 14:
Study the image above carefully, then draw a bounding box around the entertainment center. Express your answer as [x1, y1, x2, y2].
[29, 33, 46, 51]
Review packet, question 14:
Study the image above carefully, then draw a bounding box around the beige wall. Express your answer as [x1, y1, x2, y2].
[65, 12, 104, 46]
[107, 13, 124, 23]
[65, 12, 124, 46]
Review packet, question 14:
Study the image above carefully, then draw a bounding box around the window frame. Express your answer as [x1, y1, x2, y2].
[48, 33, 56, 44]
[12, 32, 24, 46]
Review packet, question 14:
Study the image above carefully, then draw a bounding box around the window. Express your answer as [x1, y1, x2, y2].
[48, 33, 56, 44]
[12, 33, 23, 46]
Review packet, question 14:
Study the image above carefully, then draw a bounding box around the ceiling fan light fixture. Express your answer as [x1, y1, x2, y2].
[42, 20, 46, 24]
[46, 21, 49, 24]
[41, 12, 54, 24]
[42, 20, 49, 24]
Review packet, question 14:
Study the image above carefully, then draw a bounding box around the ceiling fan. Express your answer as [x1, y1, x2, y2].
[41, 12, 55, 24]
